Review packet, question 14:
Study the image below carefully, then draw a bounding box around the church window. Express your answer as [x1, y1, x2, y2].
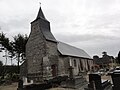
[80, 59, 83, 71]
[74, 59, 77, 67]
[87, 60, 90, 71]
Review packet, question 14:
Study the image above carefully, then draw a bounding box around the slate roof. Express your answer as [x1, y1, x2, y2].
[36, 7, 57, 42]
[58, 42, 92, 59]
[36, 7, 47, 20]
[35, 7, 92, 58]
[41, 28, 57, 42]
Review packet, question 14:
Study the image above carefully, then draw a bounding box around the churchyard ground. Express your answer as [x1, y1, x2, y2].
[0, 75, 112, 90]
[0, 83, 17, 90]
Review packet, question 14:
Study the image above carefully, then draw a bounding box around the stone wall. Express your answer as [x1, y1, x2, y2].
[42, 41, 58, 77]
[58, 56, 69, 76]
[25, 18, 60, 82]
[58, 56, 93, 76]
[45, 41, 58, 65]
[88, 60, 93, 70]
[20, 61, 27, 78]
[69, 57, 80, 75]
[26, 21, 46, 74]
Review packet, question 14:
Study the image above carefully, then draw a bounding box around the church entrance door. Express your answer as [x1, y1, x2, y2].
[51, 64, 57, 77]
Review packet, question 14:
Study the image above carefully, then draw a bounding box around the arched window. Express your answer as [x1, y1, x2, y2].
[87, 60, 90, 71]
[74, 59, 77, 67]
[80, 59, 83, 71]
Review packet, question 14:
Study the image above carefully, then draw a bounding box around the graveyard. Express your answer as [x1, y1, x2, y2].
[16, 70, 120, 90]
[1, 72, 120, 90]
[18, 6, 120, 90]
[0, 1, 120, 90]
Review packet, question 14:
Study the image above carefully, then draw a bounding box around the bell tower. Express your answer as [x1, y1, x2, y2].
[26, 7, 58, 82]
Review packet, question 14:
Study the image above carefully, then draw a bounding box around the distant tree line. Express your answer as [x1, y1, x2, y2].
[93, 51, 120, 66]
[0, 65, 18, 75]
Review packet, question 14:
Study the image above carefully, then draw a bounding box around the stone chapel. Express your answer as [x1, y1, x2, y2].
[20, 7, 93, 83]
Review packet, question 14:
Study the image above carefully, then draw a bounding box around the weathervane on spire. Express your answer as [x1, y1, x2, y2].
[39, 2, 41, 7]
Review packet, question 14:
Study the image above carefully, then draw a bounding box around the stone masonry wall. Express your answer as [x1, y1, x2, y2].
[58, 56, 69, 76]
[26, 18, 59, 82]
[26, 20, 46, 74]
[45, 41, 58, 65]
[59, 56, 93, 76]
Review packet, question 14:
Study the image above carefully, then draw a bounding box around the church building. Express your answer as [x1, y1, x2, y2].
[20, 7, 93, 83]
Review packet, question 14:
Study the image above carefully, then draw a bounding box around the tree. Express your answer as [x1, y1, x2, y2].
[0, 61, 3, 76]
[12, 34, 28, 73]
[0, 32, 28, 73]
[0, 60, 3, 66]
[0, 32, 13, 65]
[0, 32, 15, 77]
[118, 51, 120, 64]
[102, 51, 107, 57]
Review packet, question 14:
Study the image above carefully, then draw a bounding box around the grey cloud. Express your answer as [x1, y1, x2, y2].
[0, 13, 33, 35]
[54, 32, 120, 57]
[86, 13, 120, 29]
[54, 33, 120, 57]
[67, 36, 120, 57]
[82, 40, 120, 57]
[71, 24, 80, 28]
[55, 33, 120, 43]
[0, 0, 120, 62]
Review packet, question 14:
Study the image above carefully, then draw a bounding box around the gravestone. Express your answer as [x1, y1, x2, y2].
[17, 79, 23, 90]
[68, 66, 74, 79]
[88, 74, 112, 90]
[111, 73, 120, 90]
[66, 75, 87, 89]
[62, 66, 87, 89]
[89, 74, 103, 90]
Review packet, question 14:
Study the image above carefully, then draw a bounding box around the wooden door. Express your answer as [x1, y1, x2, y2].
[51, 64, 57, 77]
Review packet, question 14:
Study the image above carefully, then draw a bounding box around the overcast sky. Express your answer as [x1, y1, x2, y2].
[0, 0, 120, 64]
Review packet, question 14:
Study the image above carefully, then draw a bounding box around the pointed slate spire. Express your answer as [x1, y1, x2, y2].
[36, 7, 46, 20]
